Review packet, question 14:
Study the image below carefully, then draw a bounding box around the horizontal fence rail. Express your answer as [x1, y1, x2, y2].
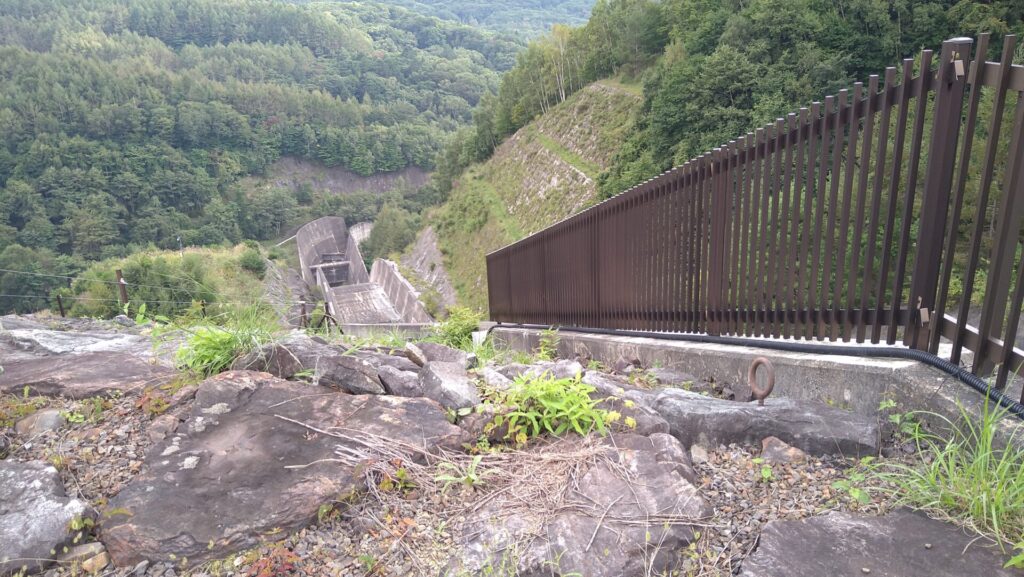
[487, 35, 1024, 395]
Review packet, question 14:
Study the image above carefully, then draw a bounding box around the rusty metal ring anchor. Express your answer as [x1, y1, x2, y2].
[748, 357, 775, 406]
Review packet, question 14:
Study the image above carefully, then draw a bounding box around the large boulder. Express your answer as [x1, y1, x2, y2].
[231, 334, 384, 394]
[497, 360, 585, 382]
[418, 362, 480, 409]
[455, 434, 710, 576]
[0, 326, 177, 398]
[653, 389, 878, 457]
[101, 371, 467, 568]
[1, 461, 90, 575]
[350, 349, 420, 373]
[740, 509, 1023, 577]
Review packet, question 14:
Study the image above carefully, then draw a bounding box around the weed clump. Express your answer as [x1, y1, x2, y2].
[175, 305, 275, 377]
[432, 306, 481, 349]
[490, 372, 607, 444]
[871, 399, 1024, 556]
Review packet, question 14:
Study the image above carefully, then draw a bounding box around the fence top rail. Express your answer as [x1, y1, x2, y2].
[486, 36, 1024, 260]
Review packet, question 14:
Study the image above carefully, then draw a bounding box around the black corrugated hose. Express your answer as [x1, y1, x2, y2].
[495, 323, 1024, 420]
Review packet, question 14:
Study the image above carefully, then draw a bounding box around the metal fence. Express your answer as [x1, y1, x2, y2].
[486, 35, 1024, 393]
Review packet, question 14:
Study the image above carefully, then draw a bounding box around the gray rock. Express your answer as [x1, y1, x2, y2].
[231, 335, 384, 395]
[475, 366, 512, 392]
[613, 432, 697, 484]
[690, 444, 709, 464]
[455, 435, 710, 576]
[417, 362, 480, 409]
[112, 315, 135, 327]
[497, 359, 584, 382]
[414, 341, 475, 369]
[377, 365, 420, 397]
[102, 370, 467, 568]
[740, 509, 1022, 577]
[403, 342, 428, 367]
[350, 350, 419, 373]
[0, 461, 89, 574]
[646, 367, 699, 387]
[653, 389, 878, 457]
[760, 436, 808, 464]
[580, 372, 668, 435]
[146, 414, 180, 443]
[0, 327, 177, 399]
[14, 408, 66, 436]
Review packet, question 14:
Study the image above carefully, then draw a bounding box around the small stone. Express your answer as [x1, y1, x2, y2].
[861, 568, 870, 574]
[925, 543, 932, 549]
[14, 408, 66, 436]
[81, 551, 110, 573]
[133, 560, 150, 575]
[690, 444, 709, 464]
[57, 542, 106, 565]
[760, 436, 808, 464]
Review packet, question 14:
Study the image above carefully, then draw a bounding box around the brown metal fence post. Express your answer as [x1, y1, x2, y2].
[115, 269, 129, 307]
[56, 294, 65, 318]
[708, 148, 728, 335]
[300, 301, 307, 327]
[905, 37, 972, 350]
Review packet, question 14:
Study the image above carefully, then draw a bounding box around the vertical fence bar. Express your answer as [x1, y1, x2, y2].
[978, 92, 1024, 376]
[860, 68, 895, 342]
[874, 58, 916, 343]
[838, 83, 862, 340]
[889, 49, 934, 344]
[804, 103, 822, 339]
[952, 35, 1017, 365]
[850, 76, 878, 338]
[906, 38, 971, 350]
[825, 93, 845, 340]
[777, 115, 796, 338]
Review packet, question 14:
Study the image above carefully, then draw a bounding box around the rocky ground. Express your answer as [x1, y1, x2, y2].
[1, 314, 1020, 577]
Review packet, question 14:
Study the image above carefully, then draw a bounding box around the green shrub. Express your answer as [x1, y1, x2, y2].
[238, 249, 266, 279]
[490, 372, 607, 444]
[432, 306, 481, 349]
[871, 399, 1024, 550]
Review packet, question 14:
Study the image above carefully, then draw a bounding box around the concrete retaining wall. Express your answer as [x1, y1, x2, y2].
[369, 259, 433, 323]
[296, 216, 349, 286]
[345, 233, 369, 284]
[491, 327, 1023, 444]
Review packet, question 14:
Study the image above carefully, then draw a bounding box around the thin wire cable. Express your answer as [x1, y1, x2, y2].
[0, 267, 204, 293]
[0, 293, 245, 305]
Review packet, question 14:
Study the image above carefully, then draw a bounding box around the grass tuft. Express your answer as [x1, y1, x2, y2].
[870, 398, 1024, 551]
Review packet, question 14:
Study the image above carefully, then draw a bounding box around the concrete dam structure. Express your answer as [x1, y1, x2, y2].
[295, 217, 433, 329]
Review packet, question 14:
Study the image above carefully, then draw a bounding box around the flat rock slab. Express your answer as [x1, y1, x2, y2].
[740, 509, 1024, 577]
[0, 352, 176, 398]
[417, 361, 480, 409]
[456, 434, 710, 577]
[1, 461, 89, 574]
[654, 389, 878, 457]
[102, 370, 467, 568]
[0, 326, 176, 398]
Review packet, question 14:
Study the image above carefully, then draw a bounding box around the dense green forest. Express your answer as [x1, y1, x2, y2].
[439, 0, 1023, 200]
[0, 0, 523, 311]
[339, 0, 597, 38]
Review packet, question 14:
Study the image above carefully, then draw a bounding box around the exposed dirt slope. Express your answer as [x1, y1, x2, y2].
[431, 80, 642, 311]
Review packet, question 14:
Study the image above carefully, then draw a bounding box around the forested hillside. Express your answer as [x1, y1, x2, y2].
[356, 0, 596, 38]
[432, 0, 1022, 312]
[442, 0, 1022, 199]
[0, 0, 519, 308]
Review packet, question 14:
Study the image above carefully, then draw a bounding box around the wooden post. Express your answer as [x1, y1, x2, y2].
[299, 301, 307, 327]
[56, 295, 65, 318]
[115, 269, 129, 307]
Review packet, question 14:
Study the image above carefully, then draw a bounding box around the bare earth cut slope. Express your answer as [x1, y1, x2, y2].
[431, 81, 642, 311]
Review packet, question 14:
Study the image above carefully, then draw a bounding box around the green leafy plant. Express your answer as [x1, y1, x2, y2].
[432, 306, 481, 349]
[536, 328, 560, 361]
[60, 410, 86, 424]
[871, 399, 1024, 549]
[491, 372, 608, 443]
[436, 455, 488, 492]
[752, 458, 773, 483]
[238, 248, 267, 279]
[357, 554, 378, 573]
